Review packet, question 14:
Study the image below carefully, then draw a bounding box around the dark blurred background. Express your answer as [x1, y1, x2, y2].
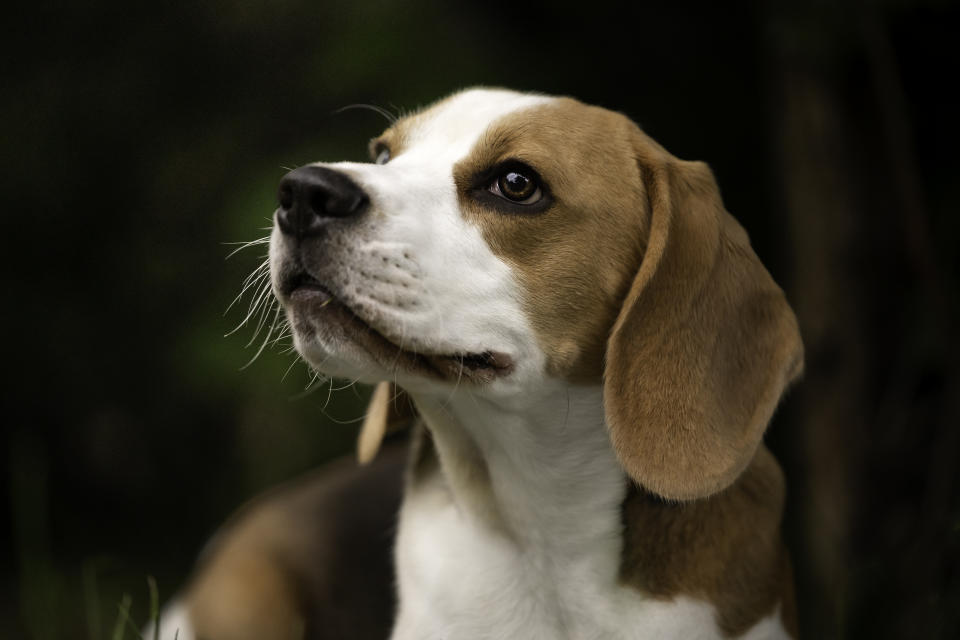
[2, 0, 958, 638]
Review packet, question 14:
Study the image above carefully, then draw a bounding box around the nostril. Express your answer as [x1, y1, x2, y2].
[278, 184, 294, 210]
[316, 191, 368, 218]
[310, 190, 332, 218]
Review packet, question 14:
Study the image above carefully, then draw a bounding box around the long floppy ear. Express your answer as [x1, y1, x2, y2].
[357, 381, 416, 464]
[604, 132, 803, 501]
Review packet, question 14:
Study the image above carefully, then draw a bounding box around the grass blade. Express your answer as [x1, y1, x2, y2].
[112, 594, 132, 640]
[147, 576, 160, 640]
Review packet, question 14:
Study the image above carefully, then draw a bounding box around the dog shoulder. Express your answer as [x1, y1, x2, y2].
[620, 446, 796, 638]
[162, 440, 408, 640]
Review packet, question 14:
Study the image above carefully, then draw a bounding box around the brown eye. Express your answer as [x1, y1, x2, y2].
[491, 169, 542, 205]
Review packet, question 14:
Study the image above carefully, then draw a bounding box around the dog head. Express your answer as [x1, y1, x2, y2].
[269, 88, 802, 499]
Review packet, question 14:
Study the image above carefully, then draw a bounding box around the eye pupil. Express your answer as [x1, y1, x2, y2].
[375, 148, 391, 165]
[499, 171, 534, 200]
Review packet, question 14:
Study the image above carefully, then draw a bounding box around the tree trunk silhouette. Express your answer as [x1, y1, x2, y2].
[765, 4, 960, 638]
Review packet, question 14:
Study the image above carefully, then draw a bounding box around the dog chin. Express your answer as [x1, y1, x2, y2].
[293, 332, 387, 383]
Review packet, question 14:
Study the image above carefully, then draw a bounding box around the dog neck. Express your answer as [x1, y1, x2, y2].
[408, 383, 627, 553]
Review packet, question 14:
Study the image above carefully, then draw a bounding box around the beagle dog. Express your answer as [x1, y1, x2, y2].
[153, 88, 803, 639]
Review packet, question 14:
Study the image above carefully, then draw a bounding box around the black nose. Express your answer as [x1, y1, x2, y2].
[276, 166, 369, 238]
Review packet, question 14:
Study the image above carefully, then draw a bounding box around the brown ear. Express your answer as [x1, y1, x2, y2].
[357, 381, 416, 464]
[604, 133, 803, 500]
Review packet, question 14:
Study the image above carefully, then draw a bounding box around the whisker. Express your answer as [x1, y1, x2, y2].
[280, 354, 302, 384]
[323, 376, 335, 411]
[333, 103, 398, 124]
[223, 237, 271, 260]
[305, 369, 324, 390]
[224, 263, 270, 321]
[241, 259, 271, 288]
[240, 305, 282, 369]
[316, 408, 366, 426]
[267, 325, 292, 349]
[288, 369, 330, 400]
[331, 378, 359, 393]
[243, 281, 278, 346]
[230, 284, 270, 342]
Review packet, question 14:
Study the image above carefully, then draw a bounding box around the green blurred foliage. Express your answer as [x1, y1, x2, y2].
[1, 0, 958, 638]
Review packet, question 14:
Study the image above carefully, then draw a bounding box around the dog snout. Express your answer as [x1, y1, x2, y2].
[276, 166, 369, 238]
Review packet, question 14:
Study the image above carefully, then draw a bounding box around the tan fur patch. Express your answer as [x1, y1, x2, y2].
[453, 98, 648, 380]
[620, 446, 796, 638]
[182, 447, 406, 639]
[368, 109, 421, 161]
[186, 503, 308, 640]
[369, 126, 407, 164]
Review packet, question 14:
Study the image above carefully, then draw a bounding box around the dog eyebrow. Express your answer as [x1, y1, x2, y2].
[451, 126, 530, 194]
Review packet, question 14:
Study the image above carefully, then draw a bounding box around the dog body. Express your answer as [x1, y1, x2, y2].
[155, 89, 802, 639]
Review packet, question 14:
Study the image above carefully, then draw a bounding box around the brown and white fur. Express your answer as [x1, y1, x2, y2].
[151, 88, 803, 640]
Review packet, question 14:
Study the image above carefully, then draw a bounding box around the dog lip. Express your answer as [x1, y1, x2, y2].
[284, 272, 332, 303]
[432, 351, 514, 374]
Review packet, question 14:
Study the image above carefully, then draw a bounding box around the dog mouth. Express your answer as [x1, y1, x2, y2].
[282, 272, 514, 382]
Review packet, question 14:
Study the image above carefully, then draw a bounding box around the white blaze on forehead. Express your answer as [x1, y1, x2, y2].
[400, 89, 553, 164]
